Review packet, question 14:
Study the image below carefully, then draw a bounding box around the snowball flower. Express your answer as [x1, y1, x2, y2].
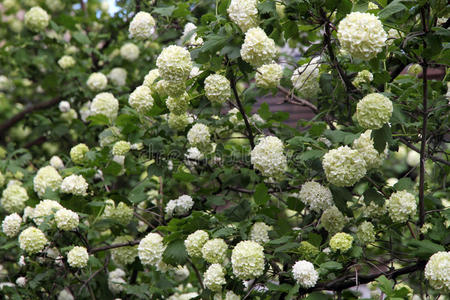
[32, 199, 62, 226]
[156, 45, 193, 82]
[337, 12, 387, 59]
[251, 136, 287, 178]
[67, 246, 89, 268]
[408, 64, 423, 76]
[108, 68, 127, 86]
[108, 268, 126, 293]
[18, 227, 48, 254]
[256, 63, 283, 89]
[181, 22, 203, 46]
[15, 276, 26, 287]
[249, 222, 271, 244]
[112, 140, 131, 156]
[291, 61, 321, 99]
[299, 181, 333, 212]
[425, 251, 450, 292]
[356, 221, 375, 244]
[157, 79, 186, 97]
[165, 195, 194, 218]
[292, 260, 319, 288]
[204, 264, 226, 292]
[185, 230, 209, 257]
[91, 92, 119, 120]
[143, 69, 160, 89]
[321, 206, 346, 234]
[231, 240, 265, 279]
[352, 130, 387, 169]
[166, 92, 190, 115]
[129, 11, 156, 40]
[58, 56, 75, 69]
[1, 183, 28, 213]
[86, 72, 108, 92]
[330, 232, 353, 252]
[70, 143, 89, 165]
[58, 289, 74, 300]
[241, 27, 277, 67]
[387, 190, 416, 222]
[356, 93, 393, 129]
[2, 213, 22, 238]
[202, 238, 228, 264]
[55, 208, 79, 231]
[33, 166, 62, 197]
[138, 233, 166, 266]
[322, 146, 367, 187]
[60, 175, 88, 196]
[120, 43, 140, 61]
[58, 101, 70, 113]
[168, 113, 193, 131]
[204, 74, 231, 104]
[111, 235, 138, 266]
[114, 202, 134, 225]
[352, 70, 373, 88]
[187, 123, 211, 152]
[298, 241, 320, 261]
[227, 0, 259, 32]
[24, 6, 50, 32]
[129, 85, 154, 113]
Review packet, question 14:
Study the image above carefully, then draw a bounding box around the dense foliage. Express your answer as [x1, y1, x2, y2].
[0, 0, 449, 299]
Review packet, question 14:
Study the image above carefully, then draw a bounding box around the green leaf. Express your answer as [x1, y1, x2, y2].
[376, 275, 394, 295]
[163, 239, 188, 266]
[266, 282, 292, 292]
[152, 6, 176, 17]
[173, 171, 196, 182]
[310, 122, 327, 137]
[274, 242, 300, 253]
[257, 0, 276, 15]
[254, 183, 270, 206]
[378, 1, 407, 20]
[408, 240, 445, 259]
[394, 178, 414, 191]
[320, 261, 343, 271]
[201, 34, 232, 53]
[305, 292, 332, 300]
[363, 188, 385, 206]
[87, 114, 109, 126]
[73, 32, 90, 44]
[125, 284, 151, 298]
[372, 124, 392, 154]
[330, 186, 353, 217]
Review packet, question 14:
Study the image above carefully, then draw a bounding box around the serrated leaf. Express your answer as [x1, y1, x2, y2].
[73, 32, 90, 44]
[372, 124, 392, 153]
[152, 6, 176, 17]
[394, 178, 414, 191]
[363, 188, 385, 206]
[163, 239, 188, 266]
[254, 183, 270, 206]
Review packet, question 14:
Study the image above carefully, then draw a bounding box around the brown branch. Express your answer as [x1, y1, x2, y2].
[80, 255, 110, 293]
[278, 86, 318, 113]
[0, 97, 59, 138]
[89, 239, 141, 254]
[188, 258, 204, 290]
[397, 137, 450, 167]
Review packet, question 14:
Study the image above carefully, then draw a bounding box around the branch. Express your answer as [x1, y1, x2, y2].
[278, 86, 318, 113]
[398, 137, 450, 166]
[0, 97, 59, 137]
[89, 239, 141, 254]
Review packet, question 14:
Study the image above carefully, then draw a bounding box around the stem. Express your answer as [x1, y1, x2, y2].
[188, 259, 204, 290]
[89, 240, 141, 254]
[278, 86, 318, 113]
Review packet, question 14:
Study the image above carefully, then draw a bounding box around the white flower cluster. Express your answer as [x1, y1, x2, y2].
[67, 246, 89, 268]
[120, 43, 140, 61]
[111, 235, 138, 266]
[168, 113, 193, 131]
[299, 181, 333, 212]
[2, 213, 22, 238]
[129, 11, 156, 40]
[156, 45, 193, 82]
[356, 221, 375, 244]
[33, 166, 62, 197]
[292, 260, 319, 288]
[166, 92, 190, 115]
[70, 143, 89, 165]
[241, 27, 277, 67]
[1, 183, 28, 213]
[165, 195, 194, 218]
[0, 75, 12, 91]
[356, 93, 393, 130]
[102, 200, 134, 225]
[59, 101, 70, 113]
[16, 276, 26, 287]
[231, 240, 265, 279]
[32, 199, 62, 226]
[204, 264, 226, 292]
[250, 136, 287, 178]
[24, 6, 50, 32]
[187, 123, 212, 152]
[108, 268, 126, 294]
[91, 92, 119, 120]
[202, 238, 228, 264]
[321, 206, 346, 234]
[46, 0, 64, 11]
[249, 222, 271, 244]
[86, 72, 108, 92]
[255, 63, 282, 89]
[227, 0, 259, 32]
[424, 251, 450, 292]
[352, 130, 387, 169]
[205, 74, 231, 104]
[18, 226, 48, 254]
[112, 140, 131, 156]
[185, 230, 209, 257]
[330, 232, 353, 252]
[57, 289, 74, 300]
[58, 56, 75, 69]
[108, 68, 127, 86]
[60, 174, 88, 196]
[157, 79, 186, 98]
[138, 232, 166, 266]
[55, 208, 79, 231]
[322, 146, 367, 187]
[143, 69, 160, 89]
[291, 61, 321, 99]
[352, 70, 373, 87]
[181, 23, 203, 46]
[387, 190, 416, 222]
[337, 12, 387, 60]
[129, 85, 154, 113]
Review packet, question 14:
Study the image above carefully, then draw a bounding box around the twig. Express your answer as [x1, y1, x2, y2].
[397, 137, 450, 166]
[188, 259, 204, 290]
[80, 255, 110, 293]
[89, 239, 141, 254]
[278, 86, 318, 113]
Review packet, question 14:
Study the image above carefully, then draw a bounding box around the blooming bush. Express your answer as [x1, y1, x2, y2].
[0, 0, 448, 299]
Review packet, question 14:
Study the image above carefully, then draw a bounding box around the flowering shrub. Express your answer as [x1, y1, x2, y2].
[0, 0, 448, 299]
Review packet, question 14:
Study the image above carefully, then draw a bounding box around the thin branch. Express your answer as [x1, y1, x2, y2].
[188, 259, 204, 290]
[89, 239, 141, 254]
[278, 86, 318, 113]
[397, 137, 450, 166]
[80, 255, 110, 293]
